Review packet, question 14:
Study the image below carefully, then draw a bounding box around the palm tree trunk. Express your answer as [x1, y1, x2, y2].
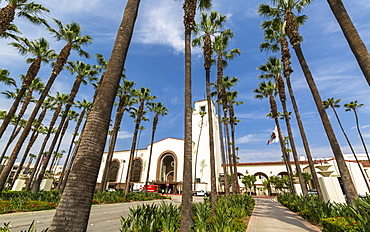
[293, 44, 357, 203]
[0, 3, 16, 34]
[0, 58, 41, 138]
[56, 109, 86, 190]
[145, 115, 158, 190]
[0, 44, 71, 192]
[354, 110, 370, 163]
[331, 108, 370, 191]
[49, 1, 141, 230]
[99, 94, 127, 193]
[34, 78, 83, 192]
[216, 54, 230, 198]
[229, 106, 239, 194]
[270, 96, 295, 193]
[327, 0, 370, 86]
[285, 10, 357, 204]
[277, 74, 307, 196]
[180, 1, 196, 231]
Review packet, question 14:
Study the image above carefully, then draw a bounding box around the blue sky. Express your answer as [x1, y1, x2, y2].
[0, 0, 369, 163]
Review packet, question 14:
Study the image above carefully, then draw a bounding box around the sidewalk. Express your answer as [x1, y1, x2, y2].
[246, 197, 322, 232]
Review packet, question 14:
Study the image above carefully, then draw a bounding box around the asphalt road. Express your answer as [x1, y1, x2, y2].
[0, 195, 205, 231]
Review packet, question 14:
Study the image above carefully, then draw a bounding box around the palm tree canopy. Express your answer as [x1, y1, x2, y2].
[344, 100, 364, 112]
[65, 60, 99, 85]
[9, 37, 57, 64]
[258, 56, 282, 79]
[323, 97, 341, 109]
[0, 69, 16, 87]
[253, 81, 277, 99]
[48, 19, 92, 58]
[147, 102, 169, 117]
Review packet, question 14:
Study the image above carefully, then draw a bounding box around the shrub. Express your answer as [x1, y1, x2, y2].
[321, 217, 359, 232]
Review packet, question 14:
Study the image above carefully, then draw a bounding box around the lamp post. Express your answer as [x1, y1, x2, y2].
[119, 160, 126, 190]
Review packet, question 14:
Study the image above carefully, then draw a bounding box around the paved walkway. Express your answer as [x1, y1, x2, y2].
[246, 197, 322, 232]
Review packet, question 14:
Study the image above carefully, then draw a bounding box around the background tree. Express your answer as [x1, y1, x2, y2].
[344, 101, 369, 163]
[145, 102, 168, 190]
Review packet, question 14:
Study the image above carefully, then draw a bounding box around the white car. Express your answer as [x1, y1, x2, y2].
[193, 190, 210, 196]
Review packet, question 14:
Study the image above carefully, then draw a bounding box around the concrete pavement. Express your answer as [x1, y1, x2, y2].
[246, 197, 322, 232]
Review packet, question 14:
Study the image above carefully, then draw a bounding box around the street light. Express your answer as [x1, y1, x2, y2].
[119, 160, 126, 190]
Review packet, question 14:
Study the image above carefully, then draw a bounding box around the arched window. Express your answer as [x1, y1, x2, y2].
[131, 159, 142, 182]
[108, 160, 119, 182]
[160, 154, 175, 182]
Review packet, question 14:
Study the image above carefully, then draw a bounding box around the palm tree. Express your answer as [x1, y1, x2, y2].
[344, 101, 370, 163]
[49, 1, 142, 229]
[0, 37, 56, 138]
[327, 0, 370, 86]
[258, 57, 307, 196]
[0, 23, 20, 39]
[99, 80, 136, 193]
[56, 99, 92, 190]
[226, 90, 243, 195]
[144, 102, 168, 190]
[0, 0, 49, 34]
[124, 87, 155, 193]
[262, 0, 357, 203]
[213, 33, 240, 198]
[23, 97, 55, 191]
[258, 13, 323, 200]
[32, 61, 98, 192]
[217, 76, 238, 194]
[323, 98, 370, 192]
[180, 0, 211, 230]
[254, 81, 295, 193]
[3, 77, 44, 157]
[0, 20, 91, 192]
[29, 93, 68, 192]
[192, 11, 230, 206]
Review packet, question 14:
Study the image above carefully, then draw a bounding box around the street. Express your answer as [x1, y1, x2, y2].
[0, 195, 205, 231]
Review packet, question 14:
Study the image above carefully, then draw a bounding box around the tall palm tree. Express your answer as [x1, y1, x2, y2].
[327, 0, 370, 86]
[323, 98, 370, 192]
[258, 13, 323, 199]
[263, 0, 357, 203]
[213, 33, 240, 198]
[0, 21, 91, 192]
[99, 80, 136, 193]
[29, 93, 68, 192]
[3, 77, 44, 157]
[258, 57, 307, 196]
[254, 81, 295, 193]
[226, 90, 243, 194]
[0, 0, 49, 34]
[192, 11, 229, 206]
[0, 37, 56, 138]
[124, 87, 155, 193]
[217, 76, 238, 194]
[344, 101, 369, 163]
[180, 0, 211, 230]
[32, 61, 98, 192]
[49, 1, 142, 229]
[23, 97, 54, 190]
[145, 102, 168, 190]
[56, 99, 91, 190]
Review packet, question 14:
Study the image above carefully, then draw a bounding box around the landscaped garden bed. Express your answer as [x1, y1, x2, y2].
[278, 193, 369, 232]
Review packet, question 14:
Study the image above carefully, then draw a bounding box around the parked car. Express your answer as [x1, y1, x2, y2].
[308, 189, 318, 196]
[193, 190, 210, 196]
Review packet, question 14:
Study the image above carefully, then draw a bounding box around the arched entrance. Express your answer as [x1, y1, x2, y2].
[159, 153, 175, 182]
